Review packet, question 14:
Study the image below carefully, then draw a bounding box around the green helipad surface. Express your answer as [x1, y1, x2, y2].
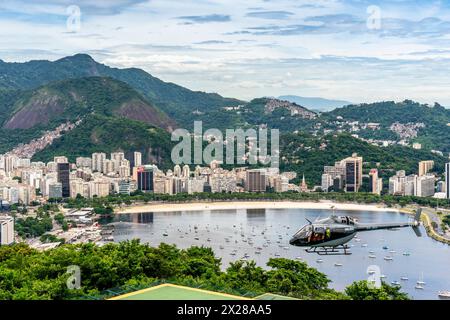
[109, 284, 249, 300]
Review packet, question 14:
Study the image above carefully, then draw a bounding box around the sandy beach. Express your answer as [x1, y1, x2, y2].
[117, 201, 398, 214]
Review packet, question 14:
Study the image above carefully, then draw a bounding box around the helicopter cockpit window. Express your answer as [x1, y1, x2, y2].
[294, 225, 312, 239]
[314, 227, 325, 234]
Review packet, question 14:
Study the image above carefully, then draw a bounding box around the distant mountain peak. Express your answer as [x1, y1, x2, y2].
[278, 95, 352, 112]
[56, 53, 96, 63]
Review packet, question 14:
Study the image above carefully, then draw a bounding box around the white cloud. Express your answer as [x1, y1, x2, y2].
[0, 0, 449, 105]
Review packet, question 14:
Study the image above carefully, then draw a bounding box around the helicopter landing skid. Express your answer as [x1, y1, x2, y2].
[305, 245, 352, 255]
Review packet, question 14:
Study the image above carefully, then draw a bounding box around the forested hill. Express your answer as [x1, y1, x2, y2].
[0, 77, 175, 157]
[323, 100, 450, 152]
[325, 100, 450, 124]
[280, 132, 447, 186]
[0, 54, 243, 128]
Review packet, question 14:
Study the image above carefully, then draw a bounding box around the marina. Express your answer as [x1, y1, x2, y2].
[105, 207, 450, 300]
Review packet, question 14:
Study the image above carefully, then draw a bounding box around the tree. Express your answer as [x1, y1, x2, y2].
[345, 281, 409, 300]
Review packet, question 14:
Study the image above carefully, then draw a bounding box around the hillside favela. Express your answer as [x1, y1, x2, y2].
[0, 0, 450, 309]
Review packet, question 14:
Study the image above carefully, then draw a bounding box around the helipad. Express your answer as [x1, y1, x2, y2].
[108, 283, 298, 300]
[109, 283, 250, 300]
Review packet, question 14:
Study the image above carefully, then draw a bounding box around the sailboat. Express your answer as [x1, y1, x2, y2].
[417, 272, 426, 286]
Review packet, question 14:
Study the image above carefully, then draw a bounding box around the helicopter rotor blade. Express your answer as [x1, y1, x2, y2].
[305, 218, 312, 225]
[412, 226, 422, 237]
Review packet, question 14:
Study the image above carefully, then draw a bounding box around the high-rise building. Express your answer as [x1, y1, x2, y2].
[182, 165, 190, 178]
[444, 163, 450, 199]
[111, 152, 125, 171]
[92, 153, 106, 172]
[369, 169, 382, 195]
[57, 163, 70, 198]
[415, 175, 435, 197]
[137, 166, 154, 192]
[48, 183, 63, 199]
[321, 174, 333, 192]
[54, 156, 68, 164]
[102, 159, 115, 175]
[174, 165, 181, 177]
[118, 180, 131, 195]
[245, 169, 266, 192]
[343, 154, 363, 192]
[0, 216, 14, 245]
[133, 152, 142, 168]
[76, 157, 92, 168]
[419, 160, 434, 176]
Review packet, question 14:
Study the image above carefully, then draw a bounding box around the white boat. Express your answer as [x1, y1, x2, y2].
[389, 250, 396, 254]
[361, 244, 368, 248]
[391, 281, 401, 286]
[415, 285, 424, 290]
[438, 291, 450, 298]
[163, 232, 168, 237]
[417, 272, 426, 286]
[316, 259, 323, 263]
[400, 277, 409, 281]
[403, 252, 411, 256]
[334, 263, 343, 267]
[384, 256, 393, 261]
[369, 255, 376, 259]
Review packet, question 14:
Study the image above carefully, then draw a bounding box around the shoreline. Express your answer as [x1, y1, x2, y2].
[116, 200, 398, 214]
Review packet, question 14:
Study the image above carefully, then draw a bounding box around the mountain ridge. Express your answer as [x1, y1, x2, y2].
[1, 76, 175, 131]
[278, 95, 352, 112]
[0, 53, 244, 128]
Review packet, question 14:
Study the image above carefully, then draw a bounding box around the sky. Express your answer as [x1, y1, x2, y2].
[1, 0, 450, 105]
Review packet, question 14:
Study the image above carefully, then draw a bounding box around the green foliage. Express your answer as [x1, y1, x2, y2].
[0, 241, 349, 300]
[0, 54, 242, 130]
[31, 114, 173, 168]
[345, 280, 409, 300]
[54, 213, 65, 225]
[326, 100, 450, 152]
[40, 234, 65, 244]
[279, 132, 446, 186]
[443, 215, 450, 227]
[15, 216, 53, 238]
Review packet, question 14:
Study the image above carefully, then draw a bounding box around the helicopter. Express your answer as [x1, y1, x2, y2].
[289, 208, 422, 255]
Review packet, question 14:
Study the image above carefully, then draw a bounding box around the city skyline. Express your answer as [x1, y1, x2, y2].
[1, 1, 450, 105]
[1, 148, 449, 205]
